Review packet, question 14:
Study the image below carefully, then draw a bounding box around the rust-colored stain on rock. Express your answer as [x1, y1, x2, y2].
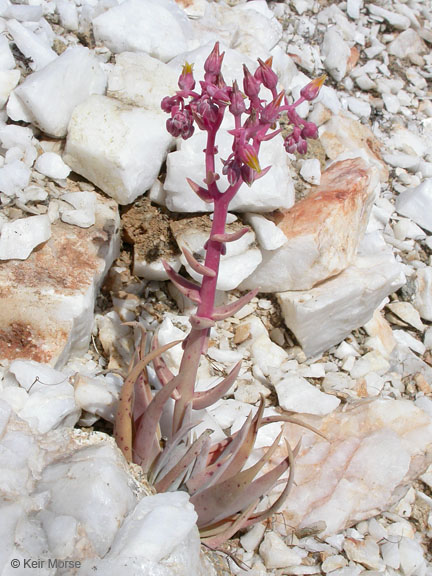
[272, 158, 371, 239]
[0, 322, 52, 363]
[2, 223, 106, 293]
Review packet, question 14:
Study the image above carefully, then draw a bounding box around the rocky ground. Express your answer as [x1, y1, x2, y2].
[0, 0, 431, 574]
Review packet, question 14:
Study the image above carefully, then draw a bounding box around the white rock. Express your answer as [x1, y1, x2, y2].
[275, 374, 340, 416]
[394, 331, 426, 357]
[60, 191, 96, 229]
[322, 555, 347, 572]
[393, 218, 426, 241]
[64, 95, 172, 205]
[35, 152, 70, 180]
[0, 214, 51, 260]
[414, 267, 432, 321]
[36, 442, 136, 556]
[7, 18, 57, 72]
[245, 213, 288, 251]
[0, 159, 30, 196]
[5, 4, 42, 22]
[240, 523, 266, 553]
[134, 255, 182, 282]
[56, 0, 79, 32]
[259, 532, 303, 569]
[7, 360, 79, 434]
[163, 129, 294, 213]
[108, 51, 178, 112]
[398, 537, 426, 576]
[368, 4, 410, 29]
[344, 537, 384, 570]
[388, 29, 427, 59]
[10, 46, 106, 138]
[93, 0, 193, 62]
[322, 372, 356, 396]
[74, 373, 121, 423]
[347, 0, 362, 19]
[277, 399, 432, 536]
[347, 96, 371, 119]
[322, 27, 351, 81]
[395, 180, 432, 233]
[387, 301, 425, 331]
[0, 34, 15, 70]
[381, 541, 400, 569]
[0, 69, 20, 108]
[349, 350, 390, 379]
[251, 334, 288, 378]
[277, 232, 405, 357]
[105, 492, 198, 562]
[300, 158, 321, 185]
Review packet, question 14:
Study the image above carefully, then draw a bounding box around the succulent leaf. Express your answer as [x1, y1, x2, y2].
[212, 289, 259, 321]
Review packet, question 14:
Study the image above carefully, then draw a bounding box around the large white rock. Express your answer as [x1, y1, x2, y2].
[395, 179, 432, 233]
[9, 46, 106, 137]
[0, 403, 210, 576]
[274, 399, 432, 536]
[93, 0, 193, 62]
[0, 194, 120, 368]
[171, 216, 262, 291]
[0, 214, 51, 260]
[108, 52, 179, 112]
[277, 232, 406, 357]
[64, 95, 173, 205]
[241, 158, 378, 292]
[163, 129, 294, 213]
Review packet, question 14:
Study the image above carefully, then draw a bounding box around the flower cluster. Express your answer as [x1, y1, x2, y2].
[162, 43, 325, 189]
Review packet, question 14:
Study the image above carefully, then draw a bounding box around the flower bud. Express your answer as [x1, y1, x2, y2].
[239, 143, 261, 172]
[243, 65, 260, 100]
[178, 61, 195, 91]
[240, 164, 255, 186]
[204, 42, 224, 77]
[301, 121, 318, 139]
[229, 81, 246, 117]
[255, 57, 278, 92]
[297, 138, 308, 154]
[300, 74, 326, 101]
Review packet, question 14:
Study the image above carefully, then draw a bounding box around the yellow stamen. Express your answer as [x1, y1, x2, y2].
[182, 61, 194, 75]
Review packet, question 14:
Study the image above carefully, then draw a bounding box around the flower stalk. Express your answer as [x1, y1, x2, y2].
[115, 43, 325, 546]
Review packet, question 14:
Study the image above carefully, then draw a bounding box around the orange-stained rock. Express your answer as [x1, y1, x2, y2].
[0, 194, 120, 368]
[240, 157, 378, 292]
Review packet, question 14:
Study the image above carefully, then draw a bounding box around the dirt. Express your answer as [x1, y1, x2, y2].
[121, 197, 180, 264]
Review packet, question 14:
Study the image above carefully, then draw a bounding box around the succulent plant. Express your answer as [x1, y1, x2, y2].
[115, 43, 325, 547]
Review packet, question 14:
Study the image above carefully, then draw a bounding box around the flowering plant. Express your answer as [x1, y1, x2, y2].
[115, 43, 324, 548]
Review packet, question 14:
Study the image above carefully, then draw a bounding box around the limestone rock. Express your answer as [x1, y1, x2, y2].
[9, 46, 106, 138]
[241, 158, 378, 292]
[64, 95, 173, 205]
[0, 405, 208, 576]
[274, 398, 432, 536]
[277, 232, 405, 357]
[0, 193, 120, 368]
[108, 52, 179, 112]
[92, 0, 193, 62]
